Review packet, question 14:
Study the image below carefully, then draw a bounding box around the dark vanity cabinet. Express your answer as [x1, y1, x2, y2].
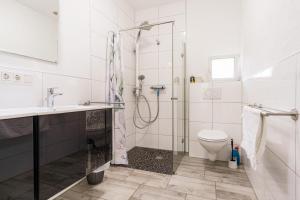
[0, 117, 34, 200]
[0, 108, 112, 200]
[38, 109, 112, 200]
[38, 112, 87, 199]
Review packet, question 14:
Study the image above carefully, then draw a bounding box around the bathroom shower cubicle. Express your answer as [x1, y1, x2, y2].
[107, 20, 186, 174]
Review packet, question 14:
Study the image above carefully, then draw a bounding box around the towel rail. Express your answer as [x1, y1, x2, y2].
[248, 104, 299, 121]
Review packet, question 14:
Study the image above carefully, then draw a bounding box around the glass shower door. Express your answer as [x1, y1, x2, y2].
[172, 39, 186, 173]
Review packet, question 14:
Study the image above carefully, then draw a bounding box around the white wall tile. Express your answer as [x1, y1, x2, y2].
[91, 56, 106, 82]
[158, 1, 185, 17]
[139, 52, 158, 69]
[265, 117, 296, 171]
[159, 51, 182, 68]
[136, 120, 158, 135]
[139, 36, 159, 54]
[189, 102, 213, 122]
[91, 32, 107, 59]
[136, 133, 158, 149]
[159, 68, 172, 85]
[159, 135, 172, 150]
[212, 81, 242, 102]
[91, 0, 118, 24]
[91, 80, 105, 102]
[159, 101, 172, 119]
[213, 102, 241, 124]
[136, 7, 159, 22]
[159, 118, 173, 136]
[91, 8, 117, 35]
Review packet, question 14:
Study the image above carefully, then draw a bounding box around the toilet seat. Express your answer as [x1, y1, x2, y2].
[198, 130, 228, 142]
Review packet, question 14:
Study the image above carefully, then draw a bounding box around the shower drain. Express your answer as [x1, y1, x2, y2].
[155, 155, 163, 160]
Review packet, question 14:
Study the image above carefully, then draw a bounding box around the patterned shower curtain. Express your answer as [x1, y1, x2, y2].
[106, 32, 128, 165]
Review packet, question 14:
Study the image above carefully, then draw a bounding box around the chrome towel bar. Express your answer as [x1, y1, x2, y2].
[248, 104, 299, 121]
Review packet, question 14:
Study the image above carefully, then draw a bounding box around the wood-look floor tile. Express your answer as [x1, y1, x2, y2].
[126, 170, 171, 188]
[216, 182, 257, 200]
[105, 166, 133, 181]
[167, 175, 216, 200]
[175, 164, 205, 179]
[186, 195, 214, 200]
[205, 168, 252, 187]
[130, 185, 186, 200]
[58, 189, 104, 200]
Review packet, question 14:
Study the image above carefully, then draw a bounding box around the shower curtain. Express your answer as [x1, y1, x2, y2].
[106, 32, 128, 165]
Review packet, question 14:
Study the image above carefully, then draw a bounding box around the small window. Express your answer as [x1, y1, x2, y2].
[210, 56, 239, 80]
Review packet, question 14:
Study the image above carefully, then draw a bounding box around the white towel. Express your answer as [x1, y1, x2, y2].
[241, 106, 267, 169]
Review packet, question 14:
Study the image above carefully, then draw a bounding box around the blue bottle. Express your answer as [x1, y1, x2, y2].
[232, 149, 240, 166]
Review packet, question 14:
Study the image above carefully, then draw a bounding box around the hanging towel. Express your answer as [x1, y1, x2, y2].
[241, 106, 267, 169]
[106, 32, 128, 165]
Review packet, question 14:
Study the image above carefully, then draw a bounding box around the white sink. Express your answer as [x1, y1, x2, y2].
[0, 104, 112, 120]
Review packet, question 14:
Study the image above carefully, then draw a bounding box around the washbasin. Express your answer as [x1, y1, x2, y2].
[0, 105, 112, 120]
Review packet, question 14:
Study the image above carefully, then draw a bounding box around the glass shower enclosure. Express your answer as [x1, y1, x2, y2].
[110, 20, 186, 174]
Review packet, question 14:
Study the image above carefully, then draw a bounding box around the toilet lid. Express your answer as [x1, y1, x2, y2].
[197, 130, 228, 142]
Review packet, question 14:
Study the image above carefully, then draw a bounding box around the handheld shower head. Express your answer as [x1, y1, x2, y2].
[138, 74, 145, 81]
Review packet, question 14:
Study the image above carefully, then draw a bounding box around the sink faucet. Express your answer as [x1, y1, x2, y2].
[46, 87, 63, 107]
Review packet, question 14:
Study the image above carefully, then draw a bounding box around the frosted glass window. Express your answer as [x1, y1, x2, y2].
[211, 57, 236, 80]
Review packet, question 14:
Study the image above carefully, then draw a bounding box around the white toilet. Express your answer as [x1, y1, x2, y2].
[197, 130, 229, 161]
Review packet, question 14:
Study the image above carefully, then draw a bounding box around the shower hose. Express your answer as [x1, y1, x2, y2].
[133, 91, 160, 129]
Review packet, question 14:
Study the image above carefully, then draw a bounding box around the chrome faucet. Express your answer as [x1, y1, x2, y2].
[46, 87, 63, 107]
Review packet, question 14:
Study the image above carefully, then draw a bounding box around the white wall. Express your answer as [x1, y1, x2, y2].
[241, 0, 300, 199]
[0, 0, 136, 149]
[186, 0, 242, 160]
[134, 0, 186, 151]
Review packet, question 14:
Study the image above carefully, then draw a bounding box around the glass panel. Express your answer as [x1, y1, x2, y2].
[172, 40, 185, 173]
[211, 57, 235, 79]
[0, 117, 34, 200]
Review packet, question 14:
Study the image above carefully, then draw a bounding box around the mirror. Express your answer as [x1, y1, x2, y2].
[0, 0, 58, 62]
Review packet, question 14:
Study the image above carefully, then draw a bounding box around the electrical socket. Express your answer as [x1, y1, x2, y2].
[1, 71, 13, 81]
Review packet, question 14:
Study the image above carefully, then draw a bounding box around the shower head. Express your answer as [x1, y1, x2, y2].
[136, 21, 153, 42]
[138, 74, 145, 81]
[139, 21, 153, 31]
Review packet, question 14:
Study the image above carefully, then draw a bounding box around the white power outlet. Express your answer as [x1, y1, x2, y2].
[1, 71, 13, 81]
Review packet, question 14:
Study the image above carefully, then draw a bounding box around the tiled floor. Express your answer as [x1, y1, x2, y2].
[55, 156, 257, 200]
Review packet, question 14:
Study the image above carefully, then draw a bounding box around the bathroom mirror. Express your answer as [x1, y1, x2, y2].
[0, 0, 59, 62]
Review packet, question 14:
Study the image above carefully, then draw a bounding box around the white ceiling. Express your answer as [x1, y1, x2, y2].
[16, 0, 58, 17]
[127, 0, 181, 10]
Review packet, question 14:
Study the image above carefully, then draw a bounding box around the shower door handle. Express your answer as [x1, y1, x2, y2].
[171, 97, 178, 100]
